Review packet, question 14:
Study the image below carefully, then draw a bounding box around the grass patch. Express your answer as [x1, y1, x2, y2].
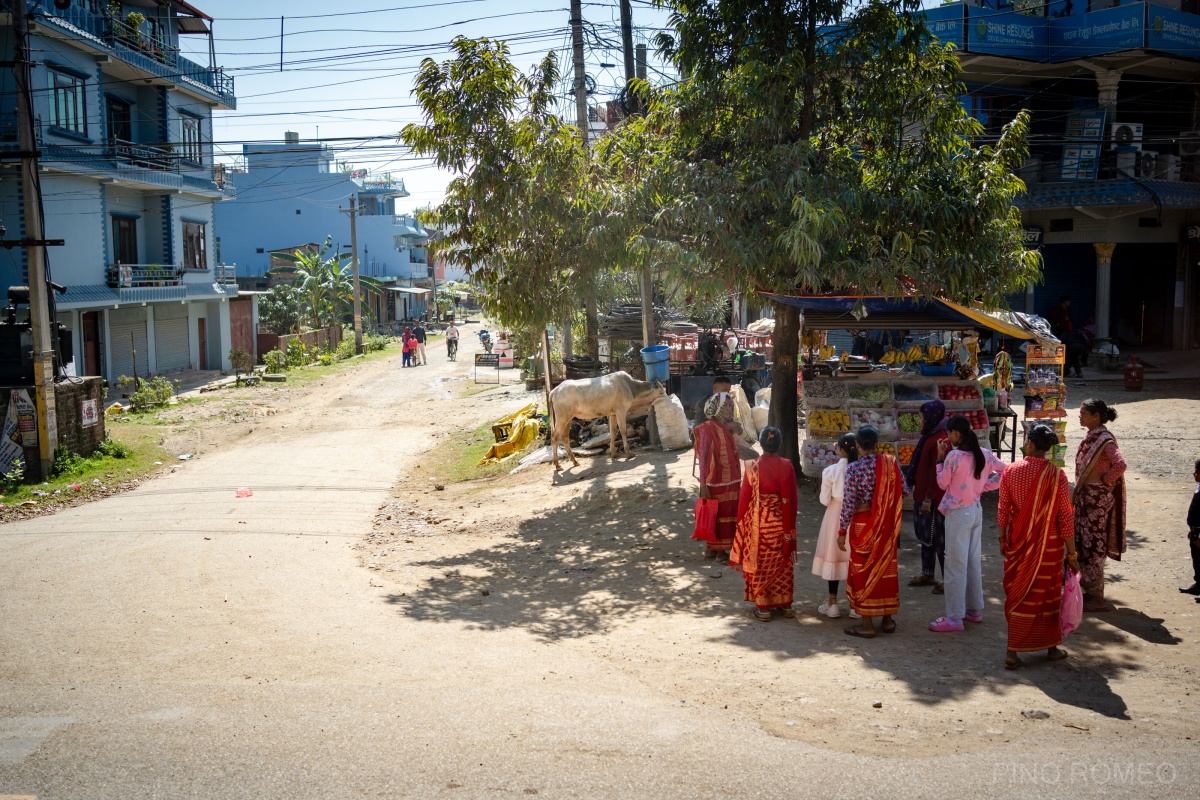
[422, 422, 539, 483]
[0, 423, 168, 510]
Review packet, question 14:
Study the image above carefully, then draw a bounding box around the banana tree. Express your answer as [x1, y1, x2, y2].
[269, 237, 386, 330]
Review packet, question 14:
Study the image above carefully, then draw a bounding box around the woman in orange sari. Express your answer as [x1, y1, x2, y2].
[1073, 398, 1127, 612]
[998, 424, 1079, 670]
[731, 427, 797, 621]
[694, 393, 742, 561]
[838, 426, 906, 638]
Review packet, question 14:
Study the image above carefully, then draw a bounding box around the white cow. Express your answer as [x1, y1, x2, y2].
[548, 371, 667, 471]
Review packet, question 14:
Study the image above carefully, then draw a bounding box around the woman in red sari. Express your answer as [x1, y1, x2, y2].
[1073, 399, 1127, 611]
[838, 426, 906, 638]
[731, 426, 797, 621]
[998, 424, 1079, 670]
[694, 393, 742, 561]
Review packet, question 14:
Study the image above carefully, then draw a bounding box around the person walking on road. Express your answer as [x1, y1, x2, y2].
[730, 427, 798, 622]
[839, 426, 906, 638]
[445, 321, 459, 361]
[998, 424, 1077, 670]
[929, 415, 1006, 632]
[413, 322, 427, 366]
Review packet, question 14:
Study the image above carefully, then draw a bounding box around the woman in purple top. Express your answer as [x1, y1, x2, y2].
[929, 415, 1006, 632]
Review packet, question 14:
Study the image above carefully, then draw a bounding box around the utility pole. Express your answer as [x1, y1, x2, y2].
[341, 196, 363, 354]
[620, 0, 636, 116]
[570, 0, 598, 360]
[13, 0, 58, 477]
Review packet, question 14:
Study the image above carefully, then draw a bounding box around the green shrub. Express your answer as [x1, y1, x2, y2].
[335, 337, 356, 360]
[114, 374, 176, 411]
[318, 353, 334, 366]
[263, 349, 287, 373]
[285, 338, 310, 368]
[2, 457, 24, 489]
[229, 348, 254, 380]
[363, 333, 389, 352]
[52, 446, 87, 477]
[96, 437, 130, 459]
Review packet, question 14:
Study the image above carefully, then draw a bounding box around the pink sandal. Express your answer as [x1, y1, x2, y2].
[928, 616, 964, 632]
[965, 611, 983, 624]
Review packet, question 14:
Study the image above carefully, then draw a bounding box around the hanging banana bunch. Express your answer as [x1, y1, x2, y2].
[818, 344, 836, 361]
[925, 345, 947, 364]
[906, 345, 923, 363]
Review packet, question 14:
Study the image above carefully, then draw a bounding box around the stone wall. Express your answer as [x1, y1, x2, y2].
[3, 379, 107, 481]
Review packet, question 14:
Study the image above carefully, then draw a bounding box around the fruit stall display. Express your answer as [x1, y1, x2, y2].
[800, 373, 989, 477]
[1022, 343, 1068, 467]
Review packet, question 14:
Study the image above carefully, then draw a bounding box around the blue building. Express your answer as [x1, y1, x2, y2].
[214, 133, 432, 324]
[923, 0, 1200, 350]
[0, 0, 247, 382]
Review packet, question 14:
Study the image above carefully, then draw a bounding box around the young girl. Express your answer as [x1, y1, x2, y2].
[402, 327, 413, 367]
[812, 432, 859, 619]
[929, 415, 1007, 632]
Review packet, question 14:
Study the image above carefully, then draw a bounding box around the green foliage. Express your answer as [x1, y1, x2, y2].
[318, 353, 335, 366]
[125, 10, 145, 28]
[263, 349, 288, 373]
[1, 457, 24, 490]
[335, 336, 357, 360]
[258, 285, 302, 335]
[228, 348, 253, 380]
[52, 447, 87, 478]
[115, 375, 176, 411]
[96, 437, 130, 459]
[401, 40, 596, 332]
[267, 238, 386, 330]
[363, 333, 390, 352]
[285, 339, 311, 368]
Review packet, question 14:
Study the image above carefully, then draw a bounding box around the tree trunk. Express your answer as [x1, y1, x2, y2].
[767, 300, 800, 470]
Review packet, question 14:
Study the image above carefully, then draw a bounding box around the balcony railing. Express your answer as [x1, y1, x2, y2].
[108, 264, 184, 289]
[215, 264, 237, 284]
[12, 1, 237, 108]
[109, 137, 171, 171]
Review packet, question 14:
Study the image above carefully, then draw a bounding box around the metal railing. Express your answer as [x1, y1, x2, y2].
[109, 137, 171, 170]
[215, 264, 237, 284]
[15, 1, 237, 108]
[107, 264, 184, 288]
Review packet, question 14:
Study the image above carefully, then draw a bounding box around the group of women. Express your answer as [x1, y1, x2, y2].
[694, 388, 1127, 668]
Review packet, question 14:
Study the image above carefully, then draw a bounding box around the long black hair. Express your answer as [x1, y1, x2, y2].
[946, 415, 985, 479]
[836, 432, 859, 464]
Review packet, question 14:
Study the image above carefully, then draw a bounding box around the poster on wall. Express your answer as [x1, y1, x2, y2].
[12, 389, 37, 447]
[1060, 110, 1105, 182]
[81, 398, 99, 428]
[0, 393, 26, 475]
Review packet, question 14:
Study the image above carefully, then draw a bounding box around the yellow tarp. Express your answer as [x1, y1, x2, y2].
[937, 298, 1036, 340]
[478, 404, 540, 465]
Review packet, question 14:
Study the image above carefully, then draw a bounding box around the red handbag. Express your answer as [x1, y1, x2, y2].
[692, 497, 718, 542]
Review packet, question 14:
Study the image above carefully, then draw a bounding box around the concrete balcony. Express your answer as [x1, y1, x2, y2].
[14, 1, 236, 109]
[108, 264, 185, 289]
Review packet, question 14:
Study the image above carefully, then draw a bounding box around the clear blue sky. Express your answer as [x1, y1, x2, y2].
[181, 0, 674, 214]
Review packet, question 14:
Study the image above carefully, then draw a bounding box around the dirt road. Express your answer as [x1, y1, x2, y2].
[1, 338, 1196, 799]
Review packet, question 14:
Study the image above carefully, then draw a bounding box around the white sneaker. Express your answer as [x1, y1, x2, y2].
[849, 609, 862, 619]
[818, 600, 841, 618]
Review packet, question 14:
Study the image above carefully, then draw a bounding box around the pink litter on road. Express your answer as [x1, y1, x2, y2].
[235, 487, 253, 498]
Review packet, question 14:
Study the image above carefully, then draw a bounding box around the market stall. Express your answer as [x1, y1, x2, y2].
[762, 294, 1042, 477]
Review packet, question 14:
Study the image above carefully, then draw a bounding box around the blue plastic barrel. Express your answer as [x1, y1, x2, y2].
[641, 345, 671, 383]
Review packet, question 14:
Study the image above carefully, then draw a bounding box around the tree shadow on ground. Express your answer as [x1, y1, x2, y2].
[382, 452, 1138, 713]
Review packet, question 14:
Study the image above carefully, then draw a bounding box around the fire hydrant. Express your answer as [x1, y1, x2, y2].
[1123, 356, 1144, 391]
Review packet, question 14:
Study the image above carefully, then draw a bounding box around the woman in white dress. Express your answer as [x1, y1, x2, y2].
[812, 433, 860, 618]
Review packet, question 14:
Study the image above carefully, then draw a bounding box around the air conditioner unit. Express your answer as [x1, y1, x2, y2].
[1110, 122, 1144, 150]
[1157, 153, 1181, 181]
[1179, 131, 1200, 156]
[1135, 150, 1158, 178]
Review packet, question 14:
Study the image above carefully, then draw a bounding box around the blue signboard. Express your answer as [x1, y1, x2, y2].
[1145, 6, 1200, 58]
[921, 4, 965, 50]
[966, 8, 1048, 60]
[1048, 4, 1145, 61]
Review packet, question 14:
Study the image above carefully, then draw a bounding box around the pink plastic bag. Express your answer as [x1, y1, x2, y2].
[1061, 570, 1083, 638]
[235, 487, 253, 498]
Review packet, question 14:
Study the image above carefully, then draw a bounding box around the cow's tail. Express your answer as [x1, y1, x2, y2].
[546, 391, 555, 447]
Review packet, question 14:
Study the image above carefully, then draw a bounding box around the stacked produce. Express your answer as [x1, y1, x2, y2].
[808, 409, 850, 432]
[898, 443, 915, 465]
[804, 441, 841, 469]
[880, 345, 925, 366]
[924, 345, 948, 364]
[804, 380, 849, 405]
[939, 383, 980, 401]
[897, 410, 923, 435]
[851, 408, 897, 434]
[877, 442, 895, 456]
[949, 409, 989, 429]
[849, 384, 891, 404]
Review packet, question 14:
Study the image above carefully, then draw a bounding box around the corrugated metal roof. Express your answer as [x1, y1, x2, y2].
[56, 284, 118, 309]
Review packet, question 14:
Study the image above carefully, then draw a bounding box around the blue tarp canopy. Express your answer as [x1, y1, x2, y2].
[760, 293, 1038, 339]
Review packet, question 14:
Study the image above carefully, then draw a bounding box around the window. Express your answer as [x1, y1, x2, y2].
[106, 97, 131, 142]
[183, 222, 207, 270]
[112, 216, 138, 264]
[48, 69, 86, 136]
[179, 114, 202, 164]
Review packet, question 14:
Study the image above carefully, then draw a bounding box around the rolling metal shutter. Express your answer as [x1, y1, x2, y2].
[108, 308, 149, 381]
[153, 305, 191, 372]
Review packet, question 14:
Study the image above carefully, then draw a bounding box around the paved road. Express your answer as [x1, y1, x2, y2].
[0, 341, 1193, 799]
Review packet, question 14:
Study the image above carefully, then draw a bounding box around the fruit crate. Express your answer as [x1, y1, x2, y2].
[805, 407, 851, 438]
[895, 408, 924, 439]
[896, 442, 916, 467]
[802, 438, 842, 478]
[802, 379, 849, 409]
[849, 407, 898, 438]
[845, 379, 893, 408]
[937, 380, 984, 411]
[946, 408, 990, 431]
[891, 379, 938, 408]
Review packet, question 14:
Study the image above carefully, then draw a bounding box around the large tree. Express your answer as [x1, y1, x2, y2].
[401, 38, 597, 334]
[647, 0, 1040, 465]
